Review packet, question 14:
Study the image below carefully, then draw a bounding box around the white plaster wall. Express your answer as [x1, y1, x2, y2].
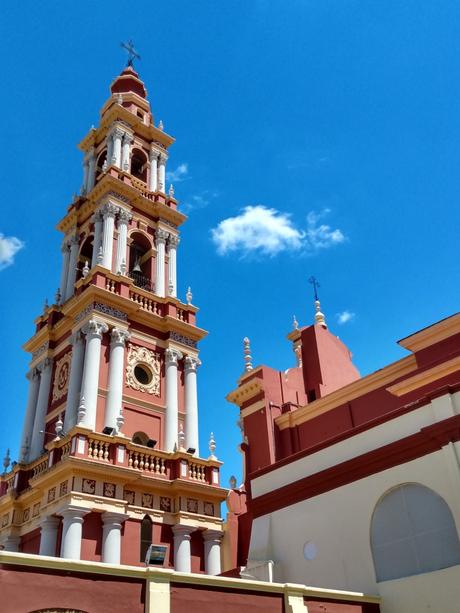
[248, 444, 460, 612]
[252, 390, 460, 499]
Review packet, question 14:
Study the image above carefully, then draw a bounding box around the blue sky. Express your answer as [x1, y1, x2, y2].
[1, 1, 460, 487]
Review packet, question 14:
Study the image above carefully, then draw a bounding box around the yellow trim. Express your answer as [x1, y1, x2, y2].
[398, 312, 460, 352]
[276, 355, 418, 430]
[387, 355, 460, 396]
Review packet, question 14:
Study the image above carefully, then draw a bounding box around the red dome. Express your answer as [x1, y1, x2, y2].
[110, 66, 147, 99]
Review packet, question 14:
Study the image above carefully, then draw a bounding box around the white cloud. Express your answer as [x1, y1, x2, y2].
[336, 310, 355, 325]
[166, 163, 189, 183]
[211, 205, 304, 257]
[0, 234, 24, 270]
[182, 190, 218, 213]
[211, 206, 345, 257]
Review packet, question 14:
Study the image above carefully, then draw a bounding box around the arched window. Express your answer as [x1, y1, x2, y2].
[128, 231, 152, 291]
[132, 431, 149, 446]
[77, 235, 93, 280]
[371, 483, 460, 582]
[96, 149, 107, 175]
[140, 514, 153, 563]
[131, 148, 147, 182]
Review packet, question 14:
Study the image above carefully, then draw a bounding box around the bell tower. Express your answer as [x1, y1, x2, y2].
[0, 61, 226, 574]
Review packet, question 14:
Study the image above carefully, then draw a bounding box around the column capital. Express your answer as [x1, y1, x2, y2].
[172, 524, 195, 539]
[168, 234, 180, 249]
[71, 329, 84, 346]
[61, 241, 70, 254]
[110, 126, 125, 140]
[57, 504, 89, 522]
[101, 202, 118, 219]
[117, 207, 132, 225]
[156, 228, 169, 244]
[158, 152, 168, 164]
[82, 318, 109, 339]
[122, 133, 134, 144]
[149, 147, 160, 160]
[184, 356, 201, 373]
[39, 357, 53, 373]
[165, 347, 183, 366]
[69, 233, 80, 247]
[102, 511, 129, 527]
[110, 327, 131, 346]
[203, 529, 223, 543]
[91, 210, 104, 224]
[40, 516, 61, 529]
[26, 367, 40, 381]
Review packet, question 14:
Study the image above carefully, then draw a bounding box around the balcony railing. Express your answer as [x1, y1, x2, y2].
[128, 270, 154, 292]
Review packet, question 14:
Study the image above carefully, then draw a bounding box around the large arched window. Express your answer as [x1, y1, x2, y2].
[371, 483, 460, 582]
[131, 148, 148, 183]
[140, 514, 153, 563]
[128, 231, 153, 291]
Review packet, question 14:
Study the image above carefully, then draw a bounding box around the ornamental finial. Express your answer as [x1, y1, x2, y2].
[55, 288, 62, 305]
[208, 432, 217, 460]
[243, 337, 253, 372]
[158, 120, 164, 131]
[116, 408, 124, 434]
[293, 314, 299, 330]
[55, 414, 63, 438]
[3, 449, 10, 474]
[186, 286, 193, 305]
[77, 395, 86, 424]
[97, 246, 103, 264]
[82, 260, 90, 279]
[314, 300, 327, 328]
[178, 427, 186, 451]
[169, 184, 175, 197]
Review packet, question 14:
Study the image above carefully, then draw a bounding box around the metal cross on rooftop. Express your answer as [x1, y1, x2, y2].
[120, 40, 141, 67]
[308, 276, 320, 301]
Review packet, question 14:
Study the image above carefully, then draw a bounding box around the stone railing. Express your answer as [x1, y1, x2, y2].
[127, 448, 167, 476]
[130, 176, 148, 192]
[189, 462, 207, 482]
[87, 438, 111, 462]
[31, 456, 49, 479]
[130, 289, 163, 315]
[176, 308, 187, 322]
[60, 440, 72, 459]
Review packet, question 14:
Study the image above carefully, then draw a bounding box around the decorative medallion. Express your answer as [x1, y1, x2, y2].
[142, 493, 153, 508]
[32, 503, 40, 517]
[160, 496, 171, 512]
[187, 498, 198, 514]
[124, 489, 135, 505]
[204, 502, 214, 516]
[59, 481, 68, 497]
[126, 344, 160, 395]
[82, 478, 96, 494]
[52, 352, 72, 402]
[103, 482, 116, 498]
[47, 487, 56, 503]
[23, 508, 30, 522]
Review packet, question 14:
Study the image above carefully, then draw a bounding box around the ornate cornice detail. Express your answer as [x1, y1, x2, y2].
[118, 208, 132, 224]
[169, 332, 197, 348]
[82, 319, 108, 339]
[94, 302, 128, 321]
[156, 228, 169, 243]
[126, 344, 160, 396]
[168, 234, 180, 249]
[32, 342, 49, 362]
[111, 327, 131, 346]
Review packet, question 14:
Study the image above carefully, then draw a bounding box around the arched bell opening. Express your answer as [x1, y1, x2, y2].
[131, 148, 148, 183]
[129, 231, 153, 291]
[96, 149, 107, 178]
[76, 235, 93, 281]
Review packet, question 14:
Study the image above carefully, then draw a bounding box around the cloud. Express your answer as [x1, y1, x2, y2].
[182, 190, 219, 213]
[211, 205, 304, 257]
[211, 206, 345, 257]
[336, 310, 355, 325]
[166, 163, 189, 183]
[0, 234, 24, 270]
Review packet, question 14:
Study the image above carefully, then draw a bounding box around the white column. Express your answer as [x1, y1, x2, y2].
[111, 128, 124, 168]
[165, 348, 182, 452]
[149, 149, 158, 192]
[172, 525, 194, 572]
[155, 229, 168, 298]
[87, 147, 96, 192]
[184, 356, 201, 456]
[3, 535, 20, 552]
[81, 155, 89, 195]
[158, 153, 167, 193]
[20, 368, 40, 462]
[79, 319, 108, 430]
[29, 358, 53, 461]
[64, 331, 85, 432]
[59, 240, 70, 301]
[65, 234, 79, 301]
[115, 208, 131, 274]
[91, 211, 103, 268]
[203, 530, 223, 575]
[105, 327, 131, 431]
[106, 132, 114, 167]
[167, 235, 179, 297]
[39, 516, 60, 557]
[101, 203, 117, 271]
[121, 134, 133, 172]
[59, 506, 88, 560]
[101, 512, 127, 564]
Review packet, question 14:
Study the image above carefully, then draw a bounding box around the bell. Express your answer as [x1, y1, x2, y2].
[132, 255, 142, 273]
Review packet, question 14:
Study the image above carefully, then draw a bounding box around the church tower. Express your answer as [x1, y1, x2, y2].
[0, 61, 226, 574]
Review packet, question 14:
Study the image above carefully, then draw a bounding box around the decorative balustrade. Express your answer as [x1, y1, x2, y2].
[87, 438, 110, 462]
[176, 308, 187, 322]
[105, 279, 119, 293]
[60, 440, 71, 459]
[127, 449, 167, 475]
[130, 290, 162, 315]
[189, 462, 206, 482]
[32, 457, 49, 478]
[130, 176, 148, 192]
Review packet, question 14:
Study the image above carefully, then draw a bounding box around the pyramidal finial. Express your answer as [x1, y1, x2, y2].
[208, 432, 217, 460]
[293, 315, 299, 330]
[315, 299, 327, 328]
[186, 286, 193, 305]
[243, 337, 253, 372]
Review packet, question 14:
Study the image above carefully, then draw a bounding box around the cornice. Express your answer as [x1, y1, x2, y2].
[387, 355, 460, 397]
[398, 312, 460, 352]
[226, 377, 263, 406]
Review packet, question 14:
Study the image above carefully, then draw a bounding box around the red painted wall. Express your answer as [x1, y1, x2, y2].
[80, 511, 102, 562]
[20, 528, 40, 555]
[170, 584, 284, 613]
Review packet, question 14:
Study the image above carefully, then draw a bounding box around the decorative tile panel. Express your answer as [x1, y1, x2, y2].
[82, 478, 96, 494]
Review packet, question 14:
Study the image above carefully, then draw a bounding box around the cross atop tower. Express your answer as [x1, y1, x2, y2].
[308, 276, 320, 301]
[120, 40, 141, 67]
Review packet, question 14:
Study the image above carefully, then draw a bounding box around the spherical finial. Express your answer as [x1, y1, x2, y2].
[314, 299, 327, 328]
[169, 184, 175, 197]
[293, 315, 299, 330]
[243, 337, 253, 372]
[186, 286, 193, 305]
[55, 414, 63, 438]
[208, 432, 217, 460]
[82, 260, 90, 279]
[178, 427, 186, 451]
[158, 120, 164, 131]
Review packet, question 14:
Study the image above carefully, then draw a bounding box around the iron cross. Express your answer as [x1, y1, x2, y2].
[308, 276, 320, 301]
[121, 40, 141, 67]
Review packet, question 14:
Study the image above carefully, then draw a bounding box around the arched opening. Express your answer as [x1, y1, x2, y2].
[77, 235, 93, 281]
[96, 149, 107, 176]
[128, 231, 153, 291]
[131, 148, 148, 183]
[370, 483, 460, 582]
[140, 515, 153, 563]
[132, 431, 149, 446]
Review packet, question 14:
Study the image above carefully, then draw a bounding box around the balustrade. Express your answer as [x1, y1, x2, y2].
[105, 279, 119, 293]
[87, 438, 110, 462]
[129, 290, 162, 315]
[127, 449, 166, 475]
[189, 462, 206, 482]
[31, 457, 49, 478]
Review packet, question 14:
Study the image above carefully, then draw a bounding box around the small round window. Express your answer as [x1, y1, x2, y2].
[134, 364, 153, 385]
